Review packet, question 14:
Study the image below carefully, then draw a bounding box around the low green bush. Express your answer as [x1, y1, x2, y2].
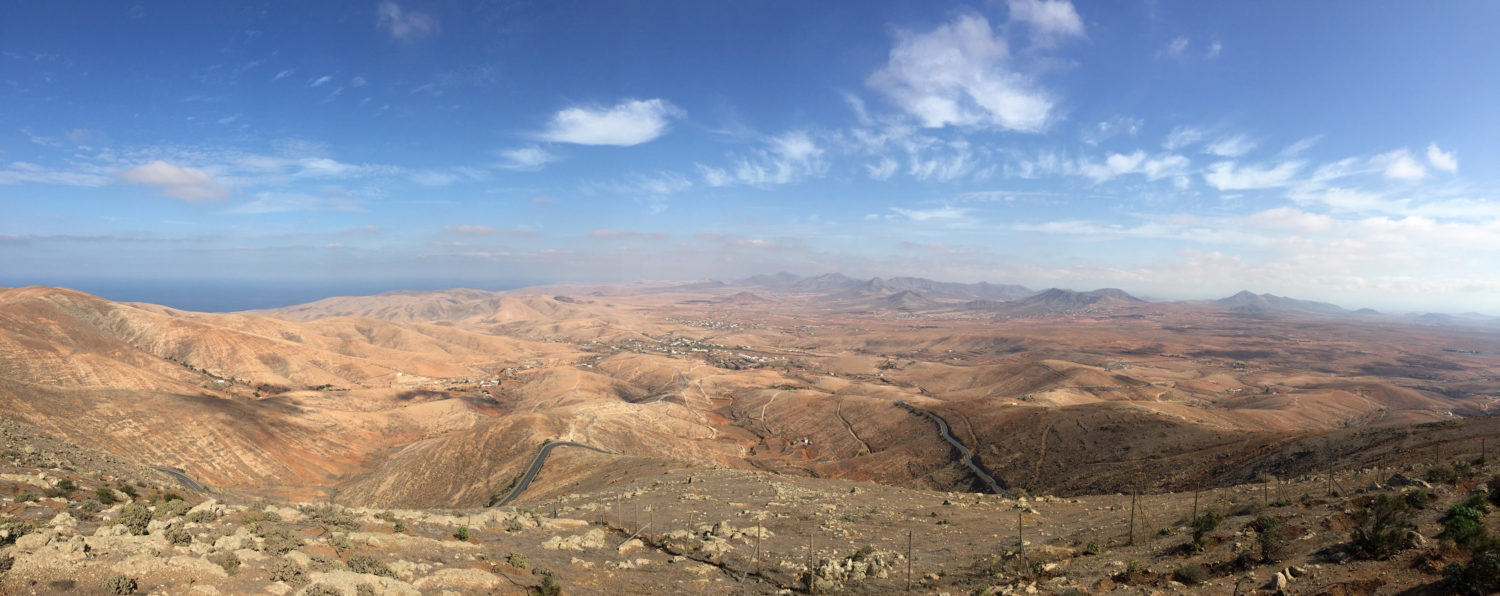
[116, 503, 152, 536]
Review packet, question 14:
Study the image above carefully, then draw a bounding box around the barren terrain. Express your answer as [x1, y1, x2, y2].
[1, 274, 1499, 593]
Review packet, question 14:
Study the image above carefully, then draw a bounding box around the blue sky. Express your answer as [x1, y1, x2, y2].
[3, 1, 1499, 313]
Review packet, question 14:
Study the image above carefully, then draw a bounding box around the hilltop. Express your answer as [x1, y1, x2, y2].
[1, 277, 1499, 592]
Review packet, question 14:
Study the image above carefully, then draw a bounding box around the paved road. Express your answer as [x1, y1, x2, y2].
[151, 466, 206, 493]
[895, 401, 1005, 494]
[494, 441, 613, 507]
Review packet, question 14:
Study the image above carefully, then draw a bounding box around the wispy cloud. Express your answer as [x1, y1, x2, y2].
[1374, 148, 1426, 181]
[538, 99, 682, 146]
[1158, 36, 1190, 59]
[1007, 0, 1084, 45]
[376, 1, 439, 42]
[1159, 36, 1221, 60]
[308, 75, 332, 88]
[1426, 142, 1457, 173]
[865, 157, 899, 181]
[1077, 151, 1189, 182]
[890, 205, 973, 223]
[1243, 207, 1334, 232]
[1080, 116, 1143, 146]
[868, 13, 1056, 132]
[497, 146, 556, 171]
[607, 171, 692, 195]
[118, 160, 226, 200]
[1202, 160, 1304, 190]
[1163, 126, 1204, 150]
[1204, 134, 1255, 158]
[21, 128, 62, 148]
[272, 69, 294, 81]
[444, 225, 497, 235]
[0, 161, 112, 187]
[726, 130, 829, 187]
[589, 229, 643, 239]
[228, 191, 360, 214]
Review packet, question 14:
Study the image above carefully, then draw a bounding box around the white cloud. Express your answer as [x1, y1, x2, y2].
[696, 164, 731, 187]
[0, 161, 112, 187]
[723, 130, 830, 187]
[1243, 207, 1334, 232]
[589, 229, 643, 239]
[22, 128, 62, 147]
[308, 75, 332, 88]
[866, 157, 898, 181]
[217, 114, 241, 125]
[909, 150, 975, 182]
[1204, 134, 1255, 158]
[1291, 185, 1500, 222]
[228, 192, 360, 214]
[1006, 0, 1085, 43]
[119, 160, 226, 200]
[1206, 41, 1223, 58]
[1080, 115, 1143, 146]
[1426, 142, 1457, 173]
[1163, 126, 1204, 150]
[609, 171, 692, 195]
[444, 225, 496, 235]
[1375, 149, 1426, 181]
[1141, 155, 1191, 180]
[1289, 186, 1391, 214]
[409, 170, 459, 186]
[1202, 160, 1304, 190]
[272, 69, 294, 81]
[891, 205, 972, 222]
[1076, 151, 1189, 182]
[376, 1, 439, 42]
[1308, 157, 1366, 183]
[1078, 151, 1142, 181]
[351, 76, 368, 88]
[539, 98, 682, 146]
[497, 146, 555, 171]
[1159, 37, 1189, 58]
[867, 14, 1055, 132]
[1279, 136, 1322, 157]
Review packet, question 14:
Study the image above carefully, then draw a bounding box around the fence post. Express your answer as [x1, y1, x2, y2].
[755, 522, 761, 574]
[1018, 511, 1026, 567]
[906, 529, 913, 592]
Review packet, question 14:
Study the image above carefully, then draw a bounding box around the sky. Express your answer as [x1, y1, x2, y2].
[3, 1, 1500, 313]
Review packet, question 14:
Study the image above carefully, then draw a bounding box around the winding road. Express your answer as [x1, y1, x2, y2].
[895, 401, 1005, 494]
[493, 441, 613, 507]
[151, 466, 206, 493]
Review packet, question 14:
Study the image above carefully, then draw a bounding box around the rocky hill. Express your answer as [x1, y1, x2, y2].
[2, 415, 1498, 595]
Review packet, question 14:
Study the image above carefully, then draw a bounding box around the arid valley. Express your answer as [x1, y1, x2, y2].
[2, 275, 1499, 595]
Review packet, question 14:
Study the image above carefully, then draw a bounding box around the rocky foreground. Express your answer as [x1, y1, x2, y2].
[3, 414, 1500, 595]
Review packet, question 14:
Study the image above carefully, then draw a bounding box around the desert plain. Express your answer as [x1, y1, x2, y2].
[1, 274, 1498, 595]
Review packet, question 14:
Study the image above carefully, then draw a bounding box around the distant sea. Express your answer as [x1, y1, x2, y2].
[0, 277, 537, 312]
